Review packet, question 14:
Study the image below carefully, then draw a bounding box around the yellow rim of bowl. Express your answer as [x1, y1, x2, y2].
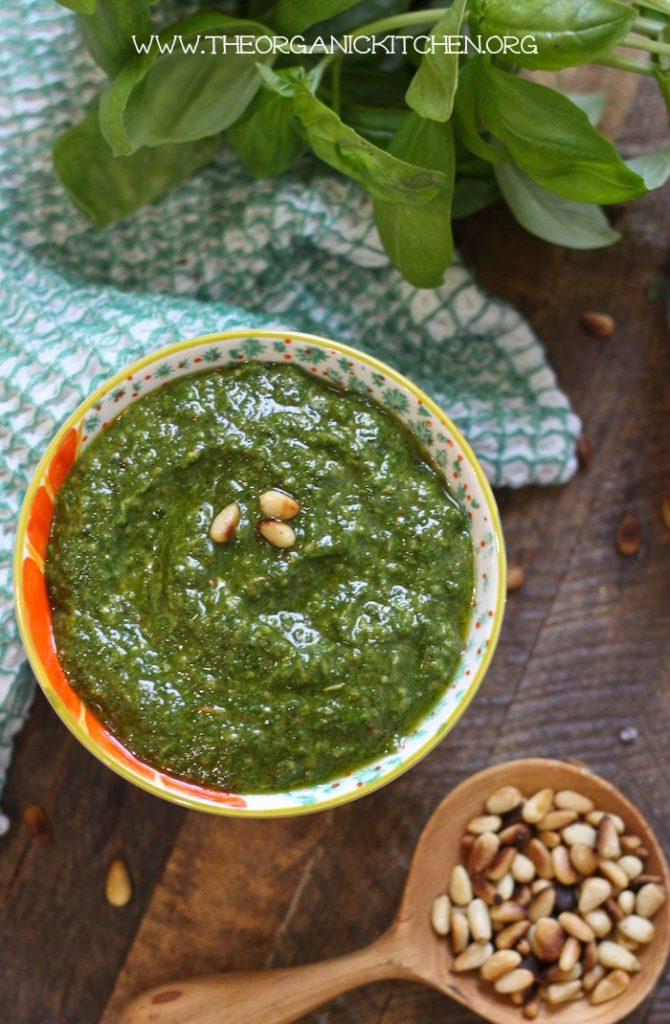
[14, 328, 507, 816]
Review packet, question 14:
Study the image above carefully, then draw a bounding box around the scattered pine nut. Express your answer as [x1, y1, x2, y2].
[22, 803, 53, 843]
[106, 858, 132, 907]
[616, 512, 641, 556]
[579, 310, 615, 338]
[662, 497, 670, 532]
[507, 565, 524, 593]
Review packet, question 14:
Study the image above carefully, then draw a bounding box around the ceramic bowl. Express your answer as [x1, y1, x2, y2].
[14, 329, 505, 816]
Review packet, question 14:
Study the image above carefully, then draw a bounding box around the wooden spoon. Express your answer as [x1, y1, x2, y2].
[120, 759, 670, 1024]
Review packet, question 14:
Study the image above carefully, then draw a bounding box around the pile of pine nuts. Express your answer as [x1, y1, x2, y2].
[210, 490, 300, 548]
[431, 785, 666, 1018]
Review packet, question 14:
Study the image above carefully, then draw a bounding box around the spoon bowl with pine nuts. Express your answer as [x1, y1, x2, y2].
[122, 758, 669, 1024]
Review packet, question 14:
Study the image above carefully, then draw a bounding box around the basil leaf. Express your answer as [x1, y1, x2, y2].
[626, 146, 670, 190]
[53, 107, 220, 228]
[340, 103, 404, 146]
[495, 162, 620, 248]
[373, 114, 455, 288]
[275, 0, 359, 34]
[478, 63, 647, 203]
[653, 66, 670, 118]
[55, 0, 95, 13]
[452, 177, 500, 219]
[562, 91, 607, 126]
[228, 88, 304, 178]
[99, 13, 273, 156]
[314, 0, 411, 36]
[292, 85, 446, 204]
[453, 58, 506, 164]
[406, 0, 467, 123]
[469, 0, 635, 71]
[77, 0, 152, 77]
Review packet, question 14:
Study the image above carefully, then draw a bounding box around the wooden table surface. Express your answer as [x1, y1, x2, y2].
[1, 71, 669, 1024]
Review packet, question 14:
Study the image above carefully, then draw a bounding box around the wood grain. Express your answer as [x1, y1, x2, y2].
[1, 73, 668, 1024]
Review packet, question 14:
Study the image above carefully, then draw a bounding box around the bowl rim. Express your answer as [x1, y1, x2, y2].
[13, 327, 506, 816]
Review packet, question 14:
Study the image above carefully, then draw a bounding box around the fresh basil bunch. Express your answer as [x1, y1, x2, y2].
[53, 0, 670, 287]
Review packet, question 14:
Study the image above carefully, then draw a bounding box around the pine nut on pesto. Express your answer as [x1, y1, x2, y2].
[45, 363, 474, 793]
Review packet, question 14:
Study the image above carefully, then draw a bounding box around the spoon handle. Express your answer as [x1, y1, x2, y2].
[120, 931, 413, 1024]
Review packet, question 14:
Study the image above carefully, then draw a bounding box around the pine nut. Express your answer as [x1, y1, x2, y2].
[583, 964, 606, 992]
[480, 949, 521, 981]
[545, 980, 582, 1004]
[515, 884, 532, 908]
[490, 901, 527, 924]
[559, 936, 581, 972]
[527, 839, 553, 879]
[497, 873, 515, 901]
[621, 834, 642, 852]
[499, 823, 531, 848]
[541, 963, 582, 984]
[431, 894, 451, 936]
[471, 875, 500, 906]
[512, 853, 535, 884]
[597, 940, 641, 973]
[604, 897, 623, 924]
[562, 822, 597, 848]
[486, 786, 523, 815]
[599, 859, 629, 893]
[617, 855, 644, 880]
[555, 790, 595, 814]
[450, 909, 470, 953]
[579, 877, 612, 914]
[618, 890, 635, 916]
[619, 914, 655, 944]
[258, 518, 296, 548]
[636, 882, 666, 918]
[552, 845, 578, 886]
[466, 814, 502, 835]
[590, 969, 630, 1005]
[569, 842, 598, 876]
[467, 831, 500, 876]
[522, 993, 540, 1019]
[597, 816, 622, 860]
[585, 909, 612, 938]
[454, 940, 493, 972]
[486, 846, 517, 881]
[106, 858, 132, 907]
[259, 490, 300, 520]
[449, 865, 472, 907]
[534, 917, 565, 962]
[558, 912, 595, 943]
[522, 789, 554, 824]
[539, 830, 561, 849]
[467, 898, 492, 942]
[494, 968, 536, 994]
[537, 809, 577, 831]
[495, 920, 530, 949]
[588, 810, 625, 833]
[582, 939, 599, 973]
[209, 501, 240, 543]
[528, 885, 556, 922]
[614, 928, 639, 952]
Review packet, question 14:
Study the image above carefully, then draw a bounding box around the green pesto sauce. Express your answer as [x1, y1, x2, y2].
[45, 363, 474, 793]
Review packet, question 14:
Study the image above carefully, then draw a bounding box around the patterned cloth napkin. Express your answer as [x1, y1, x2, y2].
[0, 1, 581, 815]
